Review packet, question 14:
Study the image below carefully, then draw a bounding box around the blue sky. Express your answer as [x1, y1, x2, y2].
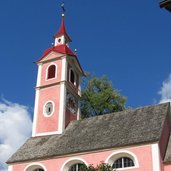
[0, 0, 171, 169]
[0, 0, 171, 109]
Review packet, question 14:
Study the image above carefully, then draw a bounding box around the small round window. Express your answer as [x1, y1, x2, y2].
[58, 38, 61, 43]
[44, 102, 54, 116]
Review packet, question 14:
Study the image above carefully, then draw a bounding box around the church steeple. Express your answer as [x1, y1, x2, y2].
[54, 3, 71, 46]
[32, 4, 84, 137]
[54, 14, 71, 46]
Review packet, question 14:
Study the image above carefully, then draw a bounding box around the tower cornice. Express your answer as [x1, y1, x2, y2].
[35, 81, 81, 97]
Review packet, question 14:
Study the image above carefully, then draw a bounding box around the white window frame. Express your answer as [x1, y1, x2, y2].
[112, 157, 134, 169]
[60, 158, 88, 171]
[24, 163, 47, 171]
[46, 63, 58, 81]
[105, 150, 139, 170]
[43, 100, 55, 117]
[69, 163, 84, 171]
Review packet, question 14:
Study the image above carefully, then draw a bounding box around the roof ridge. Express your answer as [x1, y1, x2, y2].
[69, 102, 170, 125]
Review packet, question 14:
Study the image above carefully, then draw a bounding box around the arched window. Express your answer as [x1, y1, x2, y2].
[70, 69, 75, 85]
[69, 163, 84, 171]
[61, 158, 88, 171]
[112, 157, 134, 169]
[24, 164, 46, 171]
[106, 150, 138, 170]
[33, 169, 44, 171]
[47, 65, 56, 79]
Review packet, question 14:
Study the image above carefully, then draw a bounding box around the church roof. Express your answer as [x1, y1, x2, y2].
[36, 44, 84, 75]
[7, 102, 170, 164]
[37, 44, 76, 63]
[160, 0, 171, 12]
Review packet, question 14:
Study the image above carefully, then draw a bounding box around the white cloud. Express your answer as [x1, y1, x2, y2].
[0, 99, 32, 170]
[158, 74, 171, 103]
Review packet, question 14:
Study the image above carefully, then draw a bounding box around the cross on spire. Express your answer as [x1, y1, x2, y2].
[61, 2, 66, 16]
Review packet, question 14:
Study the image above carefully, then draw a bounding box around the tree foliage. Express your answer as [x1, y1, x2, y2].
[80, 74, 126, 118]
[80, 162, 115, 171]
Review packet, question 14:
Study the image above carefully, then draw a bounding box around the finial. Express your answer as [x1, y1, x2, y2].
[74, 49, 78, 55]
[61, 2, 66, 16]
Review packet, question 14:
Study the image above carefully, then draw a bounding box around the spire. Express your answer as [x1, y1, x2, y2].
[54, 3, 71, 46]
[54, 15, 71, 40]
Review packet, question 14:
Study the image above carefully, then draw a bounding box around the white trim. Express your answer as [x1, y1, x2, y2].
[77, 76, 81, 120]
[36, 63, 42, 87]
[32, 89, 40, 137]
[55, 36, 63, 46]
[78, 76, 81, 96]
[105, 150, 139, 170]
[40, 51, 64, 62]
[61, 35, 65, 44]
[55, 35, 65, 46]
[58, 82, 66, 133]
[24, 162, 47, 171]
[152, 144, 161, 171]
[33, 63, 42, 137]
[46, 63, 57, 81]
[57, 56, 67, 133]
[77, 101, 80, 120]
[8, 165, 13, 171]
[60, 157, 88, 171]
[43, 100, 55, 117]
[34, 130, 62, 136]
[61, 56, 67, 81]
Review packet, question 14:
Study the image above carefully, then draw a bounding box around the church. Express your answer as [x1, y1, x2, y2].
[6, 5, 171, 171]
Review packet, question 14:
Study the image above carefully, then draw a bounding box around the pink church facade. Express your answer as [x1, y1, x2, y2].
[7, 6, 171, 171]
[9, 144, 160, 171]
[8, 140, 171, 171]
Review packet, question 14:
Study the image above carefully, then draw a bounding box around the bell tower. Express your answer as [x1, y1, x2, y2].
[32, 6, 84, 137]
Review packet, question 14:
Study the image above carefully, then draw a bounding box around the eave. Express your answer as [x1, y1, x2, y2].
[160, 0, 171, 12]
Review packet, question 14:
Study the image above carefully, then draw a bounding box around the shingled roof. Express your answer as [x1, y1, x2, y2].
[7, 102, 170, 164]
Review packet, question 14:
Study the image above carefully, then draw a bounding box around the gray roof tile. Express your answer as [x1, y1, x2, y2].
[7, 102, 170, 164]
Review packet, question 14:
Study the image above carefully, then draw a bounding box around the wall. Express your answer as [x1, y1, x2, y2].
[11, 144, 155, 171]
[164, 163, 171, 171]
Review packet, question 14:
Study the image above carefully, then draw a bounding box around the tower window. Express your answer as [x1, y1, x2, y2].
[47, 65, 56, 79]
[58, 38, 61, 43]
[71, 70, 75, 84]
[44, 101, 54, 116]
[69, 69, 76, 85]
[112, 157, 134, 169]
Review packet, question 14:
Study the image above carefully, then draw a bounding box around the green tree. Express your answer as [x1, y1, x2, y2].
[81, 162, 115, 171]
[80, 74, 126, 118]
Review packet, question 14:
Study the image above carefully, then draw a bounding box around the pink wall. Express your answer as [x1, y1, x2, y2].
[35, 52, 63, 135]
[36, 85, 60, 134]
[164, 163, 171, 171]
[65, 108, 77, 127]
[11, 144, 154, 171]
